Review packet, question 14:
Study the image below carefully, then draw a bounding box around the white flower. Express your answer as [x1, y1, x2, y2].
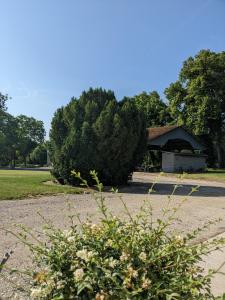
[108, 258, 117, 268]
[139, 229, 145, 235]
[106, 239, 113, 247]
[70, 265, 76, 271]
[76, 249, 94, 262]
[56, 280, 65, 290]
[56, 271, 63, 277]
[67, 236, 76, 242]
[128, 266, 138, 278]
[120, 252, 129, 262]
[63, 229, 73, 237]
[30, 287, 44, 299]
[95, 292, 106, 300]
[91, 224, 98, 230]
[90, 223, 101, 234]
[74, 268, 84, 281]
[117, 227, 123, 234]
[139, 251, 147, 262]
[142, 278, 152, 289]
[175, 235, 184, 244]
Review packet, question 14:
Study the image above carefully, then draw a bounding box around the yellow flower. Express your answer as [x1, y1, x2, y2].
[33, 270, 48, 283]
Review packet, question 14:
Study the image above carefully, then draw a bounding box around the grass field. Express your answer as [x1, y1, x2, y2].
[0, 170, 81, 200]
[166, 168, 225, 182]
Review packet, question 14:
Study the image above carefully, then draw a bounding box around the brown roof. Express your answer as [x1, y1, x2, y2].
[147, 125, 179, 141]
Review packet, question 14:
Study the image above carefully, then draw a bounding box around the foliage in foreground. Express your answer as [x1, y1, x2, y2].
[50, 88, 147, 185]
[1, 171, 225, 299]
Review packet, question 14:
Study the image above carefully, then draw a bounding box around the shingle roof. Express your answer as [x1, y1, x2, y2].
[147, 125, 179, 141]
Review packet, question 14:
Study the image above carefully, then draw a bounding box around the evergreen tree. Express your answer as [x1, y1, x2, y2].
[50, 88, 146, 185]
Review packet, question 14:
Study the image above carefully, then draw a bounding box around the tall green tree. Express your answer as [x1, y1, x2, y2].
[0, 93, 18, 167]
[0, 94, 46, 167]
[134, 91, 172, 127]
[16, 115, 46, 166]
[165, 50, 225, 167]
[0, 112, 18, 167]
[50, 88, 146, 185]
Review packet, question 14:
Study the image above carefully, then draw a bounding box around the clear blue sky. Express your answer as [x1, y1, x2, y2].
[0, 0, 224, 136]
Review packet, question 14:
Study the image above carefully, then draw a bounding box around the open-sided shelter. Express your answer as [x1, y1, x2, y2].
[147, 125, 206, 172]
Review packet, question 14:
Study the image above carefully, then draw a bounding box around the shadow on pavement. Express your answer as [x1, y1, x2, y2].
[118, 181, 225, 197]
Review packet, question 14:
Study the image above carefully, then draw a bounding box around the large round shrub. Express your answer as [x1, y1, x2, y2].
[50, 88, 146, 185]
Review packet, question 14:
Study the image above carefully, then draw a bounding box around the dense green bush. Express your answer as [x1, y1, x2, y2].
[2, 171, 225, 299]
[50, 88, 146, 185]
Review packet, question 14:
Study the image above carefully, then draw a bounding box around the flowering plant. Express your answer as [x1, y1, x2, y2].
[1, 171, 225, 299]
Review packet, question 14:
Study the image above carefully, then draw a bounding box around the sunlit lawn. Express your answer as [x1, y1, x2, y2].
[0, 170, 81, 200]
[167, 168, 225, 182]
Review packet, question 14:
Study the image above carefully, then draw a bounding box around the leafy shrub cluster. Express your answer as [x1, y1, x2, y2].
[2, 171, 225, 299]
[50, 88, 146, 185]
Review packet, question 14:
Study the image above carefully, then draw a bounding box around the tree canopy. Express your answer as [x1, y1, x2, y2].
[0, 94, 46, 167]
[134, 91, 172, 127]
[16, 115, 45, 166]
[50, 88, 147, 185]
[165, 49, 225, 166]
[30, 142, 48, 166]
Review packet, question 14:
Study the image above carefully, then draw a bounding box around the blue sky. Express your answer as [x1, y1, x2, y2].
[0, 0, 225, 136]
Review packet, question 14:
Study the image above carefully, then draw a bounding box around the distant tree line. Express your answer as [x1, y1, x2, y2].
[0, 94, 46, 168]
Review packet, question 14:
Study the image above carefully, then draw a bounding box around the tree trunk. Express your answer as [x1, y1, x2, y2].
[10, 152, 15, 169]
[214, 139, 223, 168]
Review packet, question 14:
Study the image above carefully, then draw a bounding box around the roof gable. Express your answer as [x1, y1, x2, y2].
[147, 125, 205, 150]
[147, 125, 179, 141]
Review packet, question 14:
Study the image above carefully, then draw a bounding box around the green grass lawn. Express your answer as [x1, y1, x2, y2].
[170, 168, 225, 182]
[0, 170, 81, 200]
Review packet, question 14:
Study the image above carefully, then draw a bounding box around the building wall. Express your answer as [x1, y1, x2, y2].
[162, 152, 175, 172]
[162, 152, 206, 172]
